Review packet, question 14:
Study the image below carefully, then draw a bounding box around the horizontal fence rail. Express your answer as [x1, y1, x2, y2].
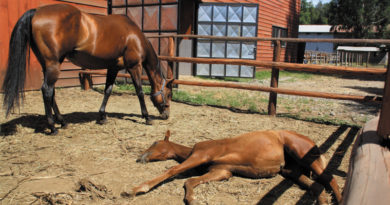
[79, 34, 390, 138]
[158, 56, 387, 76]
[79, 70, 382, 104]
[147, 34, 390, 44]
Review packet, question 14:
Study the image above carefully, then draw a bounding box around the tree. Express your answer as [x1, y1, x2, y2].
[329, 0, 390, 38]
[300, 0, 314, 24]
[300, 0, 330, 25]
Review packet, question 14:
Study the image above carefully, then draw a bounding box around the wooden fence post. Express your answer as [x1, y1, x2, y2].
[377, 50, 390, 140]
[79, 68, 92, 90]
[168, 36, 178, 88]
[268, 40, 282, 116]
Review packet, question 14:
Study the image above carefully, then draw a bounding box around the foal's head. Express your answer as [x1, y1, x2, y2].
[137, 130, 175, 163]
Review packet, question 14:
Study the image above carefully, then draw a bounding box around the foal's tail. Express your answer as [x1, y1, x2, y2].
[2, 9, 36, 117]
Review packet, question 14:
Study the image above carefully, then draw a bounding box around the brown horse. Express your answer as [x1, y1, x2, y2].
[2, 4, 173, 134]
[126, 130, 342, 204]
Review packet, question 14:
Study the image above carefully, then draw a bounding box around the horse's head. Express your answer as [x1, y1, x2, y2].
[137, 130, 175, 163]
[151, 78, 173, 120]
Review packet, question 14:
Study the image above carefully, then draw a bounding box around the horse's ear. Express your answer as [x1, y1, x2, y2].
[164, 130, 171, 141]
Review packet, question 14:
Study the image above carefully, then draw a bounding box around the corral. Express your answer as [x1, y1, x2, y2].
[0, 84, 361, 204]
[1, 1, 390, 205]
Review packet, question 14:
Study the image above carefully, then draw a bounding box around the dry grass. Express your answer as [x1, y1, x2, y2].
[0, 85, 361, 204]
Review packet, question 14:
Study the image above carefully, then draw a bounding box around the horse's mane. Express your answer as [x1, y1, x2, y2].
[121, 14, 167, 80]
[145, 39, 166, 80]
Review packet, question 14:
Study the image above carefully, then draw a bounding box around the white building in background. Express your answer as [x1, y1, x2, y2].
[298, 25, 345, 53]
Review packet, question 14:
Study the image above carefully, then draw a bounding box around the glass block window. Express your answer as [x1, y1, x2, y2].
[272, 26, 288, 47]
[196, 3, 258, 78]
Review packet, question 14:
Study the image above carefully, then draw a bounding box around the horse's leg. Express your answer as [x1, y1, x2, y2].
[128, 63, 152, 125]
[184, 167, 232, 204]
[127, 154, 209, 196]
[41, 61, 61, 135]
[52, 89, 67, 128]
[97, 67, 119, 124]
[281, 167, 329, 205]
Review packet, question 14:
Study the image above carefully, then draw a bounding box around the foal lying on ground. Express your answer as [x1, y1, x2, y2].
[125, 130, 342, 204]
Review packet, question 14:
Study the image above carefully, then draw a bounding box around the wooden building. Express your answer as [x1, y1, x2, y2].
[0, 0, 301, 90]
[0, 0, 108, 90]
[112, 0, 301, 77]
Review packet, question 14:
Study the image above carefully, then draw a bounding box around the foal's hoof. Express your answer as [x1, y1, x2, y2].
[120, 190, 135, 198]
[187, 199, 201, 205]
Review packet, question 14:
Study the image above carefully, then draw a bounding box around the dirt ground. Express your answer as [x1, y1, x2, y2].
[0, 77, 376, 204]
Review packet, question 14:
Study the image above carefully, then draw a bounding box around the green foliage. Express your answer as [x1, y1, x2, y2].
[300, 0, 330, 24]
[328, 0, 390, 38]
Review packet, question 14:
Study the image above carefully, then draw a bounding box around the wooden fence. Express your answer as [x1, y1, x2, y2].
[80, 34, 390, 139]
[80, 34, 390, 204]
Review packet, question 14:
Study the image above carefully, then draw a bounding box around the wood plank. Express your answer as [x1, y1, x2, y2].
[39, 1, 107, 15]
[61, 62, 81, 70]
[158, 56, 387, 76]
[377, 55, 390, 138]
[59, 70, 81, 78]
[57, 0, 107, 8]
[56, 76, 105, 87]
[79, 70, 382, 103]
[268, 40, 281, 116]
[0, 0, 10, 73]
[343, 116, 390, 205]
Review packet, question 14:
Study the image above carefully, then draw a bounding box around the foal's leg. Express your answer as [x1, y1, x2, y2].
[128, 154, 209, 196]
[41, 61, 61, 135]
[281, 167, 329, 205]
[309, 159, 342, 204]
[184, 167, 232, 204]
[97, 67, 119, 124]
[128, 63, 152, 125]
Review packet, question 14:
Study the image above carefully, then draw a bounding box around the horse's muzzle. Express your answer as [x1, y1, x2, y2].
[161, 109, 170, 120]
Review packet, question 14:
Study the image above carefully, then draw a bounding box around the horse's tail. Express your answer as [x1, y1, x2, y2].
[2, 9, 36, 117]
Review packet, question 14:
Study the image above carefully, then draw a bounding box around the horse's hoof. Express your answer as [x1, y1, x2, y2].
[145, 119, 153, 125]
[50, 129, 58, 135]
[61, 123, 68, 129]
[96, 119, 107, 125]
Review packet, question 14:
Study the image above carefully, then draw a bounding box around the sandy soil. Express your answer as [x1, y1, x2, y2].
[0, 84, 365, 204]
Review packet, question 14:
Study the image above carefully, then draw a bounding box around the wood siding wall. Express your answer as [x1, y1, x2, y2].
[0, 0, 108, 90]
[201, 0, 301, 62]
